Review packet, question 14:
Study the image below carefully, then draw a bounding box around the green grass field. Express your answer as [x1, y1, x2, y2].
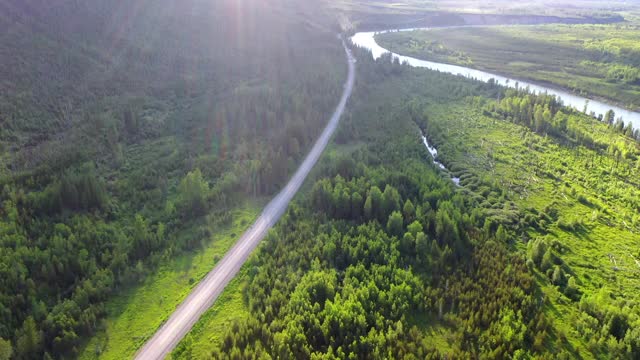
[78, 201, 263, 359]
[377, 24, 640, 110]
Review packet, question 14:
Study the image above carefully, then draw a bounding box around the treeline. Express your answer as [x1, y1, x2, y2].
[0, 0, 346, 358]
[484, 87, 640, 145]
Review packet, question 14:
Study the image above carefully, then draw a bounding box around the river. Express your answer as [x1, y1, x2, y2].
[351, 27, 640, 186]
[351, 28, 640, 130]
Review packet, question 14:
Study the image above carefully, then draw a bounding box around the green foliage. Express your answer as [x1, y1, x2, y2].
[177, 169, 209, 217]
[205, 200, 541, 358]
[528, 238, 548, 267]
[0, 338, 11, 360]
[551, 265, 566, 286]
[386, 211, 404, 237]
[486, 89, 639, 143]
[599, 62, 640, 84]
[564, 276, 580, 300]
[177, 34, 640, 358]
[381, 184, 401, 218]
[15, 317, 42, 359]
[363, 194, 373, 220]
[406, 50, 640, 356]
[5, 2, 640, 358]
[368, 186, 383, 222]
[31, 165, 109, 214]
[403, 199, 416, 223]
[407, 220, 423, 237]
[79, 205, 260, 359]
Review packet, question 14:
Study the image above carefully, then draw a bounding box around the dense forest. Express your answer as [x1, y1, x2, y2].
[171, 48, 550, 358]
[0, 0, 346, 358]
[173, 39, 640, 358]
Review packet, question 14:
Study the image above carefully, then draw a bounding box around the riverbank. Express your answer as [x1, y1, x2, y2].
[351, 28, 640, 130]
[375, 24, 640, 113]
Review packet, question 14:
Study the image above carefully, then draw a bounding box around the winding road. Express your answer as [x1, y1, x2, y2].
[135, 38, 355, 360]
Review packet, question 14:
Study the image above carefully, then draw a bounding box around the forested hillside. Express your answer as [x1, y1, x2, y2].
[0, 0, 346, 358]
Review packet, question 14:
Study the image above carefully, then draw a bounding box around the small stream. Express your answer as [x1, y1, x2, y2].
[421, 134, 460, 186]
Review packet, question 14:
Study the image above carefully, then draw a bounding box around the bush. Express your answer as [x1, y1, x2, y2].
[177, 169, 210, 217]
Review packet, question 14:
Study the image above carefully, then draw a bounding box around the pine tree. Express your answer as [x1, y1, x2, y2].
[364, 195, 373, 221]
[403, 199, 415, 224]
[387, 211, 404, 237]
[177, 169, 210, 216]
[15, 317, 42, 358]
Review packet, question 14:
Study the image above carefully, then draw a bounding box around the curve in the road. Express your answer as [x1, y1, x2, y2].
[135, 38, 356, 360]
